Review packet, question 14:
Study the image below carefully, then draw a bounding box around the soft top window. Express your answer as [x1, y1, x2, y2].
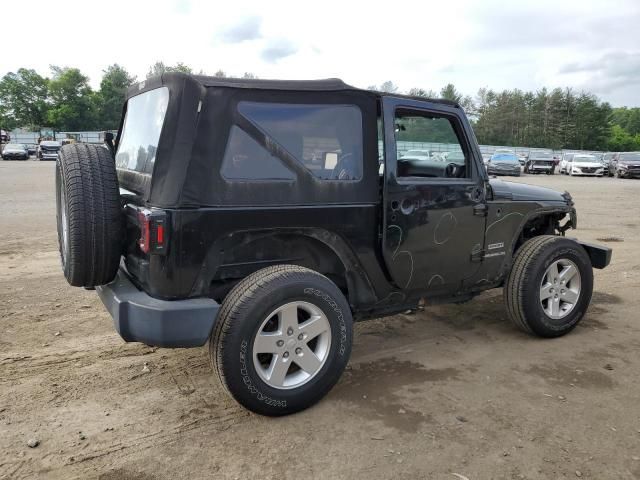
[238, 102, 363, 181]
[116, 87, 169, 176]
[221, 126, 295, 181]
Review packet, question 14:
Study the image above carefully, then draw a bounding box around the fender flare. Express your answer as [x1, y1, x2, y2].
[191, 227, 378, 306]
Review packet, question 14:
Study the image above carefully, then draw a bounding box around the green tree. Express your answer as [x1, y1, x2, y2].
[47, 66, 97, 131]
[0, 68, 49, 128]
[408, 87, 437, 98]
[96, 64, 136, 130]
[440, 83, 462, 103]
[146, 61, 193, 78]
[608, 124, 640, 151]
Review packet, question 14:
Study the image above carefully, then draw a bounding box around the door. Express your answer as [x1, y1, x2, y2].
[381, 97, 487, 295]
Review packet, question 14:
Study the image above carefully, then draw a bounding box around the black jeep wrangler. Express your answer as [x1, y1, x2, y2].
[55, 73, 611, 416]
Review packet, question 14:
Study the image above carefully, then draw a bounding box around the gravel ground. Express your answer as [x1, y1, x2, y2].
[1, 161, 639, 480]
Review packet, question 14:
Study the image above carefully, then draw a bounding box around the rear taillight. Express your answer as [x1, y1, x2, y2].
[137, 209, 168, 255]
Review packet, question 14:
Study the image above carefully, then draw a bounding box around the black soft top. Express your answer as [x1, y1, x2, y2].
[126, 73, 459, 107]
[118, 73, 458, 208]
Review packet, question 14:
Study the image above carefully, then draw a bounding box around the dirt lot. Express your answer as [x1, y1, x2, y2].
[1, 161, 639, 480]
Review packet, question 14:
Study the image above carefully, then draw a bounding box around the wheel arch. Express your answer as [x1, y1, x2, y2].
[200, 228, 377, 308]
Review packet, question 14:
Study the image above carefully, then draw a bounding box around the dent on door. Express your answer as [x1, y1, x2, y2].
[384, 181, 486, 294]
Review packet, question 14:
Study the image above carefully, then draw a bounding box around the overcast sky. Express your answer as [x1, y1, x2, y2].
[3, 0, 639, 106]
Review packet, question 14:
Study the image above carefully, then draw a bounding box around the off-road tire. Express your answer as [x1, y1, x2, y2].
[56, 144, 122, 287]
[210, 265, 353, 416]
[504, 235, 593, 337]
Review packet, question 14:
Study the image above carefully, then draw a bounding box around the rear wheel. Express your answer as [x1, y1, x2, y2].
[504, 236, 593, 337]
[56, 144, 122, 287]
[210, 265, 353, 416]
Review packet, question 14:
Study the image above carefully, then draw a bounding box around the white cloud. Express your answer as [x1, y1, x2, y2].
[1, 0, 638, 106]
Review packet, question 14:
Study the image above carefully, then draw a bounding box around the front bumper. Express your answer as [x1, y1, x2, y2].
[529, 165, 553, 172]
[618, 169, 640, 178]
[96, 269, 220, 347]
[487, 168, 520, 176]
[576, 240, 612, 269]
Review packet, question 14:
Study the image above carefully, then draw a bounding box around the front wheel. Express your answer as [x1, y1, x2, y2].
[210, 265, 353, 416]
[504, 236, 593, 337]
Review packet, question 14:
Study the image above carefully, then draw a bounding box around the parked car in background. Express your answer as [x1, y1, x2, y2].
[609, 152, 640, 178]
[0, 130, 10, 143]
[37, 140, 62, 160]
[26, 145, 37, 156]
[559, 153, 575, 174]
[2, 143, 29, 160]
[399, 149, 432, 161]
[565, 155, 605, 177]
[590, 153, 603, 163]
[601, 152, 616, 168]
[517, 153, 527, 165]
[524, 151, 555, 174]
[486, 152, 521, 176]
[440, 150, 466, 164]
[493, 148, 515, 156]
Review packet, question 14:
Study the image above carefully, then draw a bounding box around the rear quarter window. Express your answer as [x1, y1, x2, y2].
[115, 87, 169, 176]
[236, 102, 363, 181]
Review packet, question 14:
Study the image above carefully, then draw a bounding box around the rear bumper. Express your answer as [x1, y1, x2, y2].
[96, 269, 220, 347]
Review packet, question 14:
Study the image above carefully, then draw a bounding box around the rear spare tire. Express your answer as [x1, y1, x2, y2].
[56, 144, 122, 287]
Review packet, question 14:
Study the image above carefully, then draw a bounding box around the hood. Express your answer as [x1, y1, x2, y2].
[489, 161, 520, 168]
[572, 161, 602, 168]
[3, 147, 26, 153]
[489, 178, 570, 203]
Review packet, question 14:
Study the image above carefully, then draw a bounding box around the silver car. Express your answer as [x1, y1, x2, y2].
[38, 141, 62, 161]
[2, 143, 29, 160]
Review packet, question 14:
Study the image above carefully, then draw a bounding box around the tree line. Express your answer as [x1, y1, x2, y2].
[370, 81, 639, 151]
[1, 65, 638, 151]
[0, 63, 253, 133]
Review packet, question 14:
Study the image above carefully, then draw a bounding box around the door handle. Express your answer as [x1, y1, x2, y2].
[473, 203, 488, 216]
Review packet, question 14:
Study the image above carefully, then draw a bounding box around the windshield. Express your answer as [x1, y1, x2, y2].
[41, 141, 60, 147]
[116, 87, 169, 175]
[619, 152, 640, 162]
[532, 152, 553, 159]
[5, 144, 24, 149]
[492, 153, 519, 163]
[573, 155, 597, 162]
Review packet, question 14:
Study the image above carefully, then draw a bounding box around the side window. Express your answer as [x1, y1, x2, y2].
[238, 102, 363, 181]
[221, 126, 295, 180]
[394, 109, 469, 179]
